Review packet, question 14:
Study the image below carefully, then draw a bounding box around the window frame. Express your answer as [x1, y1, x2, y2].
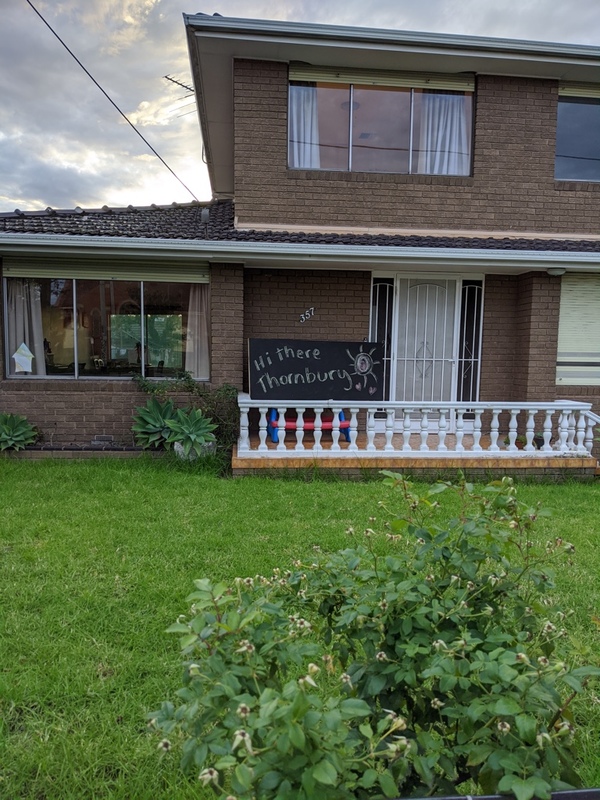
[287, 67, 474, 177]
[555, 84, 600, 182]
[2, 268, 210, 381]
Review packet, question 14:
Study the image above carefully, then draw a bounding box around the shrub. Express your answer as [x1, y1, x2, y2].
[133, 375, 239, 454]
[150, 475, 599, 800]
[132, 396, 177, 449]
[165, 407, 217, 459]
[0, 413, 39, 451]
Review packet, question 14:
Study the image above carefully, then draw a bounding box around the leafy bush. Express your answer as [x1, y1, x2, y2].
[0, 413, 39, 451]
[150, 475, 599, 800]
[165, 407, 217, 459]
[132, 396, 177, 449]
[133, 375, 239, 454]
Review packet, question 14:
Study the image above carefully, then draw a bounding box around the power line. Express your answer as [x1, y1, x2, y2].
[23, 0, 199, 202]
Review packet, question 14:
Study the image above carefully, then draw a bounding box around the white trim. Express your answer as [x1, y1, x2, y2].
[2, 233, 600, 273]
[289, 65, 474, 91]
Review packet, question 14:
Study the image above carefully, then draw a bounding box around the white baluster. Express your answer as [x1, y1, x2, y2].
[438, 409, 448, 452]
[276, 407, 287, 452]
[507, 409, 519, 451]
[258, 407, 268, 452]
[402, 409, 412, 451]
[331, 406, 341, 452]
[542, 409, 553, 452]
[455, 409, 465, 453]
[238, 404, 250, 452]
[366, 409, 376, 451]
[314, 407, 323, 452]
[295, 407, 305, 451]
[489, 408, 500, 452]
[525, 409, 537, 452]
[567, 412, 576, 450]
[473, 409, 483, 452]
[385, 408, 395, 452]
[420, 409, 430, 451]
[576, 412, 586, 452]
[585, 415, 594, 454]
[349, 408, 359, 452]
[557, 410, 569, 453]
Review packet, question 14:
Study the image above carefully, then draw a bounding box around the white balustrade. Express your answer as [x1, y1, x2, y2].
[236, 395, 598, 460]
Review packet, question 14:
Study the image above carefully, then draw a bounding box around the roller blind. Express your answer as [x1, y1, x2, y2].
[289, 64, 474, 92]
[556, 274, 600, 385]
[559, 82, 600, 98]
[2, 256, 209, 283]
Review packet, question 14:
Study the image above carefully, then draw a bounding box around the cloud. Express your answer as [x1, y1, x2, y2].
[2, 0, 600, 211]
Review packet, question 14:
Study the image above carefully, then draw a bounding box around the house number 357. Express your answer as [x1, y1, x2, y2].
[300, 307, 315, 323]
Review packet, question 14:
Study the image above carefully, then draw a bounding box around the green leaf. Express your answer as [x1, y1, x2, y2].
[499, 775, 551, 800]
[492, 697, 521, 716]
[378, 770, 399, 798]
[232, 763, 254, 793]
[339, 698, 371, 718]
[358, 769, 378, 788]
[466, 744, 494, 767]
[515, 714, 538, 744]
[288, 721, 306, 749]
[312, 759, 338, 786]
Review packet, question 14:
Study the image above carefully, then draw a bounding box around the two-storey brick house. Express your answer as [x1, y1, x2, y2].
[2, 13, 600, 473]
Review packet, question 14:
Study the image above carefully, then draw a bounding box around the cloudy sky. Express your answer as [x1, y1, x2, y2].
[2, 0, 600, 212]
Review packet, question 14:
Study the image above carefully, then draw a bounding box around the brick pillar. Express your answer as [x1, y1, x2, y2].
[210, 263, 244, 389]
[513, 272, 561, 401]
[479, 275, 519, 402]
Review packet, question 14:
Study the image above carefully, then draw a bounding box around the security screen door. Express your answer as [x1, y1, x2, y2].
[395, 278, 457, 406]
[370, 276, 483, 431]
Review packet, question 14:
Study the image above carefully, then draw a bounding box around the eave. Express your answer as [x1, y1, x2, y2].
[183, 13, 600, 198]
[2, 232, 600, 274]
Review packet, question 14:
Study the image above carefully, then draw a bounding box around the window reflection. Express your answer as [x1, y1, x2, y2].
[5, 277, 209, 379]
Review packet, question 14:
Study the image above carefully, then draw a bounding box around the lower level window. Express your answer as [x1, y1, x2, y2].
[5, 277, 210, 379]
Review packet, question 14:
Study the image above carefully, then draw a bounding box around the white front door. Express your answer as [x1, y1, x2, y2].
[394, 278, 458, 404]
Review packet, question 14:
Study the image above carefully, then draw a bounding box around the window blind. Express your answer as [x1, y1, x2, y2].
[556, 274, 600, 385]
[559, 82, 600, 98]
[2, 256, 209, 283]
[289, 65, 474, 92]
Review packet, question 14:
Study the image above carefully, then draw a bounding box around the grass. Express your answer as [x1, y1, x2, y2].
[0, 458, 599, 798]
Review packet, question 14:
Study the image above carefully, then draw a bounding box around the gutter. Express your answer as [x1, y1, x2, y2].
[183, 13, 600, 64]
[1, 232, 599, 271]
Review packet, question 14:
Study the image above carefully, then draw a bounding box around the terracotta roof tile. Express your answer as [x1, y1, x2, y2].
[2, 199, 600, 252]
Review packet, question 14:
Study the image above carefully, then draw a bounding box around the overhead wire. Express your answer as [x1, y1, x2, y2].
[23, 0, 199, 201]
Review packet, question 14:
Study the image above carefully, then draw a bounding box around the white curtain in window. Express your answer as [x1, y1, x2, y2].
[7, 278, 46, 376]
[288, 85, 320, 169]
[417, 92, 470, 175]
[184, 284, 210, 380]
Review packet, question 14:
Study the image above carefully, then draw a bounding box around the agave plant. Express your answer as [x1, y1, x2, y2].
[165, 407, 217, 458]
[0, 413, 39, 451]
[132, 396, 177, 449]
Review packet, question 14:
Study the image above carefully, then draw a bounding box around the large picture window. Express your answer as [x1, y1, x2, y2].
[4, 277, 210, 380]
[555, 95, 600, 181]
[288, 75, 472, 176]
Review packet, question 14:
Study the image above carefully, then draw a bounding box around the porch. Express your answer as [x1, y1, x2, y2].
[233, 396, 600, 480]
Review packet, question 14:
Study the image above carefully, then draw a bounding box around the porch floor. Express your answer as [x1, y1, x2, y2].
[233, 432, 598, 481]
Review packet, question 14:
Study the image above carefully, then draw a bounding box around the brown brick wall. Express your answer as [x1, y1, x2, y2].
[0, 264, 244, 444]
[480, 273, 562, 403]
[243, 268, 371, 390]
[210, 263, 244, 388]
[233, 61, 600, 234]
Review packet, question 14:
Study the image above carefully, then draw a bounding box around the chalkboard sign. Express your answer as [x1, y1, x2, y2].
[248, 339, 384, 401]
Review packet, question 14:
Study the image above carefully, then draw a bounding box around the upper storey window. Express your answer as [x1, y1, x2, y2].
[556, 86, 600, 181]
[288, 67, 473, 176]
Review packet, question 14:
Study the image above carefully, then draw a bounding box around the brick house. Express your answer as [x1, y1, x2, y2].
[2, 14, 600, 474]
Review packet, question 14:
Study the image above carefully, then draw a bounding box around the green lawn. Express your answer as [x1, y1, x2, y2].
[1, 458, 599, 798]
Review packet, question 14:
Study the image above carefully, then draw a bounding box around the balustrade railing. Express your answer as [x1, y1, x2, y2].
[237, 394, 598, 459]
